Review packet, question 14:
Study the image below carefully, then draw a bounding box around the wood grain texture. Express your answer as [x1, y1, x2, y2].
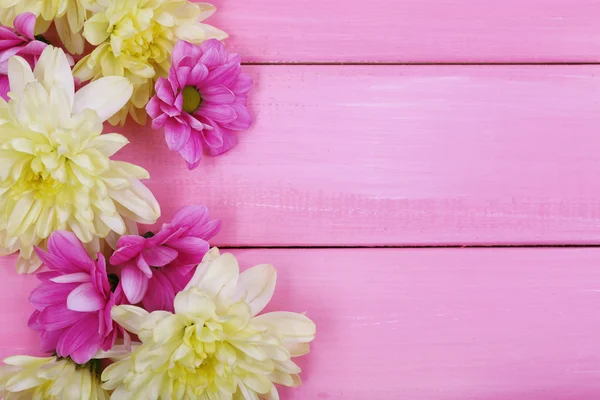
[3, 248, 600, 399]
[117, 65, 600, 247]
[207, 0, 600, 63]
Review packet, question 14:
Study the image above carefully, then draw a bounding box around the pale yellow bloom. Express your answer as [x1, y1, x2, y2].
[103, 249, 316, 400]
[74, 0, 227, 126]
[0, 355, 109, 399]
[0, 0, 94, 54]
[0, 45, 160, 273]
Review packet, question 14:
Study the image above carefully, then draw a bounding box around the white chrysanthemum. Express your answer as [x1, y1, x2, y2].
[74, 0, 227, 125]
[103, 249, 316, 400]
[0, 45, 160, 273]
[0, 0, 96, 54]
[0, 355, 109, 399]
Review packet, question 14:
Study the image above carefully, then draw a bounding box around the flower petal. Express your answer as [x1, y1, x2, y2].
[14, 13, 36, 39]
[142, 246, 178, 267]
[7, 55, 34, 96]
[164, 118, 191, 151]
[111, 305, 149, 335]
[56, 313, 101, 363]
[110, 235, 145, 265]
[236, 264, 277, 316]
[38, 303, 87, 330]
[73, 76, 133, 121]
[47, 231, 94, 273]
[33, 46, 74, 109]
[185, 253, 239, 299]
[120, 262, 149, 304]
[67, 282, 105, 312]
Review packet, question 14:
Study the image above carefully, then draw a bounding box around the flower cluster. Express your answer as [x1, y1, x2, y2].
[0, 2, 313, 399]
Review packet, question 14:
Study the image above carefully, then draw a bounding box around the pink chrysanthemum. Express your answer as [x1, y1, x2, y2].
[146, 39, 253, 170]
[110, 205, 221, 312]
[0, 13, 47, 100]
[28, 231, 127, 364]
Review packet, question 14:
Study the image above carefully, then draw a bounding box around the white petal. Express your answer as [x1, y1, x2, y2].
[236, 264, 277, 316]
[73, 76, 133, 122]
[7, 56, 35, 97]
[33, 46, 74, 109]
[185, 253, 239, 301]
[174, 288, 215, 319]
[92, 133, 129, 157]
[252, 312, 316, 342]
[111, 305, 149, 335]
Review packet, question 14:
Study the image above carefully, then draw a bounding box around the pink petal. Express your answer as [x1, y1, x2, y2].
[35, 248, 80, 274]
[67, 283, 106, 312]
[182, 112, 205, 131]
[137, 255, 153, 277]
[202, 122, 224, 148]
[199, 39, 228, 68]
[0, 27, 20, 41]
[38, 303, 87, 330]
[50, 272, 90, 283]
[145, 225, 182, 247]
[0, 45, 26, 66]
[121, 263, 149, 304]
[189, 64, 209, 85]
[172, 40, 195, 67]
[165, 118, 191, 151]
[166, 237, 209, 261]
[206, 128, 237, 156]
[222, 103, 253, 131]
[28, 310, 42, 330]
[57, 313, 101, 364]
[230, 73, 253, 95]
[0, 75, 8, 101]
[202, 61, 241, 87]
[19, 40, 46, 56]
[14, 13, 36, 39]
[48, 231, 94, 273]
[110, 235, 145, 265]
[146, 95, 162, 119]
[151, 113, 169, 130]
[170, 205, 209, 230]
[36, 271, 61, 282]
[30, 282, 79, 311]
[176, 66, 191, 88]
[198, 103, 237, 123]
[187, 218, 222, 240]
[95, 253, 110, 294]
[40, 328, 64, 353]
[180, 132, 203, 169]
[155, 76, 175, 104]
[142, 246, 178, 267]
[142, 270, 176, 313]
[201, 85, 235, 104]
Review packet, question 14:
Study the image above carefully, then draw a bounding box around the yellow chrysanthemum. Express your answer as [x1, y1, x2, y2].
[74, 0, 227, 126]
[0, 0, 94, 54]
[103, 249, 316, 399]
[0, 355, 109, 399]
[0, 45, 160, 273]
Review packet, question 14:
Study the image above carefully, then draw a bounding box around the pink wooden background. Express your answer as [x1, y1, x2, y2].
[3, 1, 600, 399]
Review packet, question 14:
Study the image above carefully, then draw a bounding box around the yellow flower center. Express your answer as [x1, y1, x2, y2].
[119, 21, 171, 67]
[11, 168, 63, 203]
[182, 86, 202, 114]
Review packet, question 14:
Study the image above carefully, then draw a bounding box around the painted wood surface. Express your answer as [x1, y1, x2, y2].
[3, 248, 600, 399]
[117, 65, 600, 247]
[207, 0, 600, 63]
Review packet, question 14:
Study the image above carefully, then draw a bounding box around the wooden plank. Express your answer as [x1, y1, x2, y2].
[116, 65, 600, 246]
[207, 0, 600, 63]
[2, 248, 600, 398]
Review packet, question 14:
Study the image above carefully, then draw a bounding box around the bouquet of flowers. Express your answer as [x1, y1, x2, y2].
[0, 2, 316, 399]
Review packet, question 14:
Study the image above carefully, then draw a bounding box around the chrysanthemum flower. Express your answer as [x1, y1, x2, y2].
[110, 205, 221, 312]
[74, 0, 227, 126]
[28, 231, 129, 364]
[0, 355, 109, 399]
[0, 45, 160, 273]
[0, 0, 90, 54]
[0, 13, 48, 100]
[147, 40, 253, 169]
[103, 250, 316, 399]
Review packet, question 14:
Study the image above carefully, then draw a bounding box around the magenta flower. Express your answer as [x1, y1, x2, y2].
[28, 231, 127, 364]
[146, 39, 253, 170]
[0, 13, 47, 100]
[110, 205, 221, 312]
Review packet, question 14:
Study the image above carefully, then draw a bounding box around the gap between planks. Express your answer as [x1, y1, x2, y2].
[218, 244, 600, 249]
[242, 62, 600, 66]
